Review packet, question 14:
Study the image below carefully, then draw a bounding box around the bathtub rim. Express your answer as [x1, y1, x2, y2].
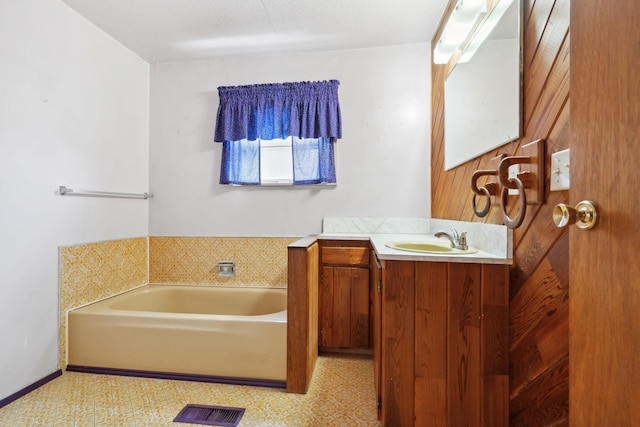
[68, 283, 288, 322]
[68, 282, 288, 312]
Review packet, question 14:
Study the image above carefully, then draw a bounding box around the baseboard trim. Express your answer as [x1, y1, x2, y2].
[66, 365, 286, 389]
[0, 370, 62, 409]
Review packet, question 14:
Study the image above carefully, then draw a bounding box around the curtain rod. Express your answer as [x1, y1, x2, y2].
[59, 185, 153, 200]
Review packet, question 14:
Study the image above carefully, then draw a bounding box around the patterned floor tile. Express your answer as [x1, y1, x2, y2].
[0, 354, 380, 426]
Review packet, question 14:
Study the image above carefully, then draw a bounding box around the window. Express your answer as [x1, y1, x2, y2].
[220, 136, 336, 186]
[260, 138, 293, 184]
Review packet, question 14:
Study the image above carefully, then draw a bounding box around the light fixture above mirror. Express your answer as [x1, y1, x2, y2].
[434, 0, 516, 65]
[434, 0, 487, 64]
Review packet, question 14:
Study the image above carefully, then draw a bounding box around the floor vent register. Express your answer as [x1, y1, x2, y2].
[174, 404, 245, 426]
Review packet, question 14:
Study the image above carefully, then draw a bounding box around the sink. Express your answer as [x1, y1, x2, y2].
[385, 241, 479, 255]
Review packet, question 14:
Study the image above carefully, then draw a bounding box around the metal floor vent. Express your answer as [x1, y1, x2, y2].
[173, 404, 245, 426]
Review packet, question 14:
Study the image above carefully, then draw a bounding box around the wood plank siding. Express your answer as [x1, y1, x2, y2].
[431, 0, 570, 425]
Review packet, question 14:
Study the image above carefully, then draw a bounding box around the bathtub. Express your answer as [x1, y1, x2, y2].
[67, 284, 287, 387]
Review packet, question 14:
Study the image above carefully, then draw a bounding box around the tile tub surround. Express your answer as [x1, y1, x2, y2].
[58, 237, 148, 369]
[149, 236, 298, 287]
[59, 236, 296, 369]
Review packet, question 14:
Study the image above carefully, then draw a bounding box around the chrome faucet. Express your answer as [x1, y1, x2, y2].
[435, 229, 468, 250]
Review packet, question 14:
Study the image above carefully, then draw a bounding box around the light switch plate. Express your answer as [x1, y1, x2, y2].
[550, 149, 570, 191]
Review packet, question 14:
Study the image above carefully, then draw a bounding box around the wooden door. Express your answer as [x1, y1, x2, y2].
[570, 0, 640, 424]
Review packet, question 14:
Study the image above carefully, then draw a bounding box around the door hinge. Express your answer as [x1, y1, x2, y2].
[377, 396, 382, 409]
[377, 279, 382, 293]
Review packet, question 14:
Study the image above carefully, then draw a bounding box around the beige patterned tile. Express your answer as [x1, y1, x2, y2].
[58, 237, 148, 368]
[0, 355, 380, 426]
[149, 236, 297, 287]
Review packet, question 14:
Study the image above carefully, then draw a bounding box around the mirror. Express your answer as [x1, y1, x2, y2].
[443, 0, 522, 171]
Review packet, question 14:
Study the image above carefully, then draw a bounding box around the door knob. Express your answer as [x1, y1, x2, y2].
[552, 200, 598, 229]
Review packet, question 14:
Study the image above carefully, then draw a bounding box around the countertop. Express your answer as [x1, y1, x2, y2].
[318, 232, 513, 265]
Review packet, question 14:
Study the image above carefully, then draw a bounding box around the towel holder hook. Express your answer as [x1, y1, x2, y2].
[471, 169, 499, 217]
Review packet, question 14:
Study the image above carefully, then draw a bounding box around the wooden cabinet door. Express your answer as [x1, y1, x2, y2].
[319, 266, 370, 348]
[381, 260, 508, 426]
[381, 260, 415, 427]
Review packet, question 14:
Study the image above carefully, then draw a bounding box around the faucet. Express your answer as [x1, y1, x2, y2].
[435, 229, 468, 250]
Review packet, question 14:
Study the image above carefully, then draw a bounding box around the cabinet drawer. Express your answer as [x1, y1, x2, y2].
[321, 246, 370, 266]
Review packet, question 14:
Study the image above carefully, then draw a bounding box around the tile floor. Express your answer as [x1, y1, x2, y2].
[0, 354, 381, 426]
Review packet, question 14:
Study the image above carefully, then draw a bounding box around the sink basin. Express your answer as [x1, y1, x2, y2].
[385, 241, 479, 255]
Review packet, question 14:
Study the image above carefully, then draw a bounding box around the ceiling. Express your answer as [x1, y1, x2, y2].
[58, 0, 449, 63]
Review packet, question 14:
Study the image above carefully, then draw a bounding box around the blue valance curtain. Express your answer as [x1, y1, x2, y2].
[214, 80, 341, 142]
[214, 80, 341, 185]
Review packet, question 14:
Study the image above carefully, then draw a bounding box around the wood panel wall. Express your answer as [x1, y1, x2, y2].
[286, 237, 319, 393]
[431, 0, 570, 425]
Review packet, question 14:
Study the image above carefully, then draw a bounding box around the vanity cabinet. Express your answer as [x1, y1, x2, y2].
[377, 259, 509, 426]
[318, 240, 371, 350]
[289, 234, 509, 420]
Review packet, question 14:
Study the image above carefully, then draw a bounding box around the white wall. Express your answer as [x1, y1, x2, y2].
[0, 0, 149, 400]
[149, 44, 431, 237]
[0, 0, 432, 401]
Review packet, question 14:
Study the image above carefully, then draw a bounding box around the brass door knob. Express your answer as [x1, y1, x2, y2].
[553, 200, 598, 229]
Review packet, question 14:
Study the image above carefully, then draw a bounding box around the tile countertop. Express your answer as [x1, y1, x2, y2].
[318, 217, 513, 265]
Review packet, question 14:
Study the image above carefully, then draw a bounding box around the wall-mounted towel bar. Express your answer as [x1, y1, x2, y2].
[59, 186, 153, 199]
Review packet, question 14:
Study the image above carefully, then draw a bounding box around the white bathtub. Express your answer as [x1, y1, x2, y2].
[67, 284, 287, 386]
